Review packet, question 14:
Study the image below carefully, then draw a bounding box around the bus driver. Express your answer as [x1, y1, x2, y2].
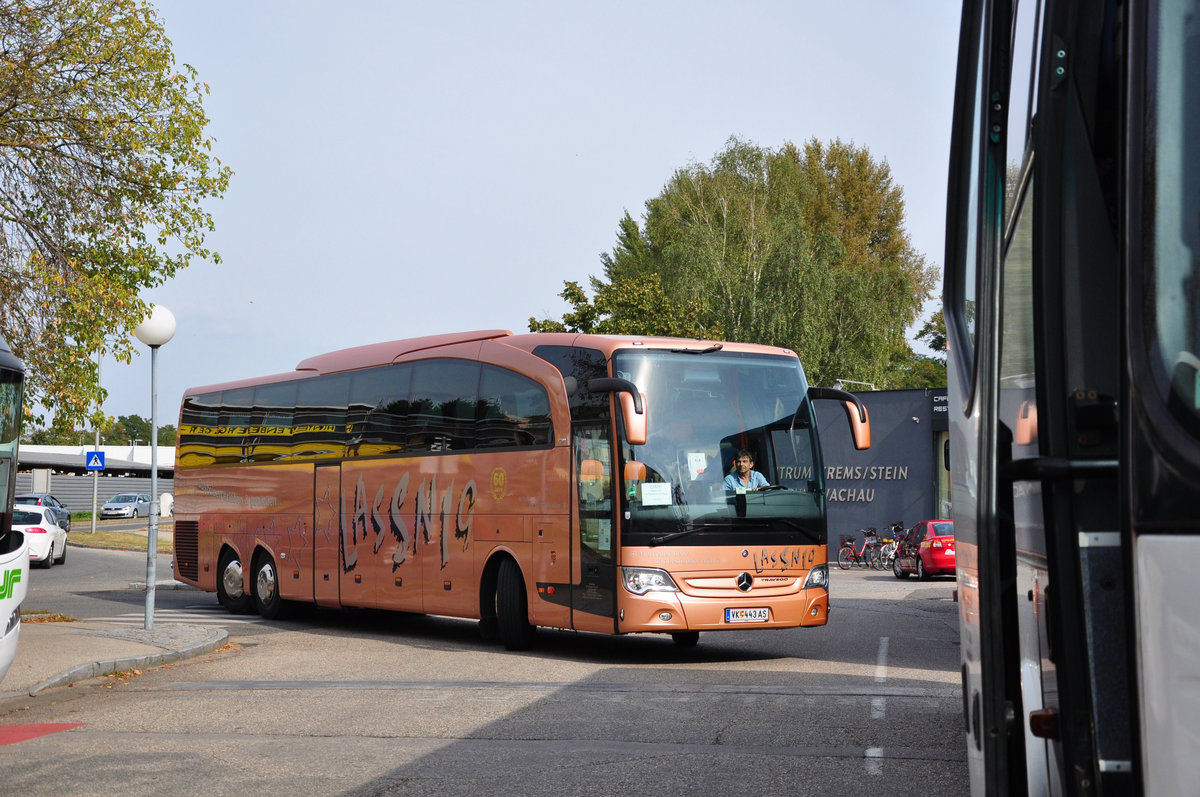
[724, 449, 770, 492]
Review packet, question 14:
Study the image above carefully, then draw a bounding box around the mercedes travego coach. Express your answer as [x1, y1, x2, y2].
[172, 331, 870, 650]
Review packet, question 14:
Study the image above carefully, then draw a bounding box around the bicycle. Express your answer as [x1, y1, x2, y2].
[877, 521, 904, 571]
[837, 528, 881, 569]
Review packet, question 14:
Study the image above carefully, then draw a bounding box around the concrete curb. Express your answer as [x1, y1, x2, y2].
[25, 625, 228, 696]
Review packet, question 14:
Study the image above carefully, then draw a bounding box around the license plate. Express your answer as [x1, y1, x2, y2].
[725, 607, 769, 623]
[947, 549, 956, 556]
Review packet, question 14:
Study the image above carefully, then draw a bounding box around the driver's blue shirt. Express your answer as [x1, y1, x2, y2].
[723, 470, 770, 491]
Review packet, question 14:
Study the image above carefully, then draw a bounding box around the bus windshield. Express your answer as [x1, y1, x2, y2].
[613, 348, 823, 547]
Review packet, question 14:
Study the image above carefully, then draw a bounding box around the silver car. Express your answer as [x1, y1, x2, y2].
[100, 492, 151, 519]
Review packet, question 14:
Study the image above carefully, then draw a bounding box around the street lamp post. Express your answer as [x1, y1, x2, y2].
[134, 305, 175, 630]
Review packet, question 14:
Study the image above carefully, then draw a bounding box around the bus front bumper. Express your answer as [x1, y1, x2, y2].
[616, 585, 828, 634]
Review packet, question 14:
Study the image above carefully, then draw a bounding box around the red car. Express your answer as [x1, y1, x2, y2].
[892, 520, 955, 579]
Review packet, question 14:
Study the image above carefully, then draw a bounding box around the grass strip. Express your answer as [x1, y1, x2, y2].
[70, 530, 174, 554]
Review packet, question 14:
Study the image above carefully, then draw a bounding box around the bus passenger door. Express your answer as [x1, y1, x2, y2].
[571, 424, 617, 632]
[313, 463, 341, 606]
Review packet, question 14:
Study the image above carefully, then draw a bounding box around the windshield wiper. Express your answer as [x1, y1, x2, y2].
[649, 523, 716, 546]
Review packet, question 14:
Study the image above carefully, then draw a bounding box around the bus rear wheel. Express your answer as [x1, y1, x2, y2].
[496, 558, 535, 651]
[217, 549, 254, 614]
[253, 553, 285, 620]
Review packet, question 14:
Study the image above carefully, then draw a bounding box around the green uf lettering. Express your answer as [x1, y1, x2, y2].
[0, 567, 21, 600]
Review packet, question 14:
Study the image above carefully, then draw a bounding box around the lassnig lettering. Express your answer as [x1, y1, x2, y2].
[344, 474, 477, 574]
[0, 567, 21, 600]
[752, 547, 817, 573]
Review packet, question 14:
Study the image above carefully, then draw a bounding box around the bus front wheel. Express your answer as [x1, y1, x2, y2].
[217, 549, 254, 614]
[496, 558, 535, 651]
[672, 631, 700, 648]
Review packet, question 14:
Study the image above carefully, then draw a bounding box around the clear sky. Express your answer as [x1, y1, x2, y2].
[101, 0, 963, 423]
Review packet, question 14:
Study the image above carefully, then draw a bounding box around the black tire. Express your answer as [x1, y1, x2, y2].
[217, 549, 254, 614]
[893, 553, 910, 579]
[496, 558, 535, 650]
[672, 631, 700, 648]
[837, 546, 854, 570]
[918, 556, 928, 581]
[40, 549, 53, 569]
[253, 553, 285, 620]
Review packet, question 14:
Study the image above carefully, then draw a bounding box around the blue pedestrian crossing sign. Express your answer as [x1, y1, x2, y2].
[85, 451, 105, 471]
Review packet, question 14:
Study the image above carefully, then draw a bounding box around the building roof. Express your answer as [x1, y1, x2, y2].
[17, 446, 174, 477]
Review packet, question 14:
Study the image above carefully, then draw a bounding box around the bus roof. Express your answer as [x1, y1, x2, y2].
[180, 329, 797, 397]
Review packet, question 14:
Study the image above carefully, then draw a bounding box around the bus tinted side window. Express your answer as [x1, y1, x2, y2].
[409, 359, 480, 452]
[250, 381, 297, 461]
[295, 372, 350, 459]
[532, 345, 610, 422]
[348, 363, 412, 456]
[477, 364, 552, 448]
[179, 391, 222, 465]
[180, 358, 555, 465]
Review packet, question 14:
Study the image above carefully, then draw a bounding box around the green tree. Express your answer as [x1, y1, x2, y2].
[0, 0, 232, 431]
[915, 310, 947, 359]
[100, 413, 174, 445]
[21, 423, 81, 444]
[105, 413, 149, 446]
[21, 412, 174, 444]
[881, 309, 948, 389]
[531, 137, 937, 388]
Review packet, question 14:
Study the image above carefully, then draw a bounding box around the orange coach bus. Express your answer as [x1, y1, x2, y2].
[172, 330, 870, 649]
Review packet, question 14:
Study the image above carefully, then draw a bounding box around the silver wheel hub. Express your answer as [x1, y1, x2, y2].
[256, 562, 277, 602]
[222, 559, 244, 599]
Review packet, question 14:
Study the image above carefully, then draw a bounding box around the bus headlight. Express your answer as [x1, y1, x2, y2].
[621, 567, 680, 595]
[803, 564, 828, 590]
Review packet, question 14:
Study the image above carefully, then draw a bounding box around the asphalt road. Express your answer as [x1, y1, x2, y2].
[2, 548, 967, 796]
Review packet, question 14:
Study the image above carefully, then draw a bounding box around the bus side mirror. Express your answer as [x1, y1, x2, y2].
[587, 377, 647, 445]
[1015, 400, 1037, 446]
[619, 392, 647, 445]
[580, 459, 605, 481]
[807, 386, 871, 450]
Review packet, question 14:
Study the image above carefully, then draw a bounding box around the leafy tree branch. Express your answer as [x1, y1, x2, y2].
[0, 0, 232, 431]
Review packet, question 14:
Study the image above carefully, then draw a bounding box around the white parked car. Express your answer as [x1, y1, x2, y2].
[101, 492, 151, 519]
[11, 504, 68, 568]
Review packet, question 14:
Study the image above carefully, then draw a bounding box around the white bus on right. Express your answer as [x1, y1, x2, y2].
[944, 0, 1200, 794]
